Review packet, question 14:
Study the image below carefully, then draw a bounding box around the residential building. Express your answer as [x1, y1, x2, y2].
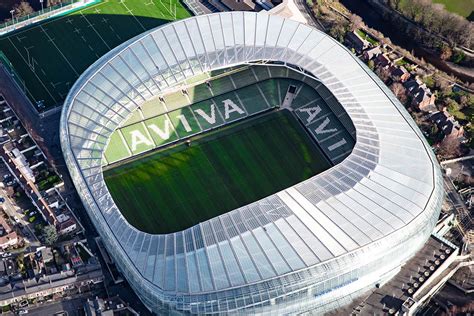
[345, 31, 370, 54]
[0, 212, 18, 250]
[404, 77, 437, 112]
[430, 111, 465, 140]
[363, 46, 382, 61]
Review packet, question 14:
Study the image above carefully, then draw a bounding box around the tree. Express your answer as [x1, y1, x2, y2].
[368, 60, 375, 71]
[458, 95, 469, 109]
[390, 82, 407, 104]
[440, 45, 452, 61]
[42, 225, 58, 246]
[437, 135, 461, 159]
[349, 14, 363, 32]
[329, 18, 348, 43]
[14, 1, 34, 18]
[375, 66, 391, 83]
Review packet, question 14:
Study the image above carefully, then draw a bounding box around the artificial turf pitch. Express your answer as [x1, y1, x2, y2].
[0, 0, 191, 109]
[104, 110, 331, 234]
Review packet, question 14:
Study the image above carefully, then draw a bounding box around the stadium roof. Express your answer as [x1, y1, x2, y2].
[60, 11, 442, 311]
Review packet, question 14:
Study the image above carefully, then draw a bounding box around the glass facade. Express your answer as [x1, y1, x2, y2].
[60, 12, 443, 314]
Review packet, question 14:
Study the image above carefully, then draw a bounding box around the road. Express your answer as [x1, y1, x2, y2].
[19, 295, 89, 316]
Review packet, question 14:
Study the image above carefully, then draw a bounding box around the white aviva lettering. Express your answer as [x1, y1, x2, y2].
[223, 99, 245, 119]
[298, 106, 322, 124]
[129, 130, 153, 151]
[328, 138, 347, 151]
[194, 104, 217, 124]
[147, 119, 174, 140]
[176, 114, 192, 132]
[314, 117, 337, 135]
[127, 98, 246, 151]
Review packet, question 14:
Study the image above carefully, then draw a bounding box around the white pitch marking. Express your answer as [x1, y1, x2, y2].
[39, 25, 79, 76]
[80, 13, 111, 50]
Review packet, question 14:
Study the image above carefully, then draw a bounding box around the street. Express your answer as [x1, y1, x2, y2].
[19, 295, 88, 316]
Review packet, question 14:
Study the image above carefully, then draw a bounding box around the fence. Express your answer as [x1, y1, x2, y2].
[0, 0, 96, 36]
[0, 51, 26, 94]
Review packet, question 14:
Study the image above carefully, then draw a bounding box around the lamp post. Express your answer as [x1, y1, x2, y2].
[10, 9, 14, 25]
[39, 0, 44, 11]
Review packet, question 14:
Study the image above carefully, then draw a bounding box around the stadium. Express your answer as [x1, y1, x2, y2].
[60, 12, 444, 314]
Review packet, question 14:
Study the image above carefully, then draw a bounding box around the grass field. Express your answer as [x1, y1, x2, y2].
[0, 0, 190, 109]
[104, 110, 331, 234]
[432, 0, 474, 20]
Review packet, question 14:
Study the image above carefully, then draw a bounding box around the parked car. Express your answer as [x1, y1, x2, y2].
[5, 180, 15, 186]
[0, 197, 5, 204]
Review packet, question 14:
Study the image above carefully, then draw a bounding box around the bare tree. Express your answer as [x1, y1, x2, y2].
[440, 45, 452, 61]
[437, 135, 461, 159]
[375, 66, 391, 83]
[390, 82, 407, 104]
[14, 1, 34, 17]
[349, 14, 363, 32]
[458, 94, 470, 110]
[329, 18, 348, 43]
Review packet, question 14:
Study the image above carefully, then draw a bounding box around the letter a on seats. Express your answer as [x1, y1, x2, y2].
[298, 106, 322, 124]
[223, 99, 244, 119]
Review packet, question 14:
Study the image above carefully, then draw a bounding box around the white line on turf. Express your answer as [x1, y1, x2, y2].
[7, 37, 58, 104]
[80, 13, 111, 50]
[120, 2, 147, 31]
[39, 25, 79, 76]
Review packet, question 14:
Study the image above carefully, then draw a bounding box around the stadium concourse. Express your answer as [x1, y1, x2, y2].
[61, 12, 444, 315]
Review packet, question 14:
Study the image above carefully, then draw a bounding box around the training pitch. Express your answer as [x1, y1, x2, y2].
[104, 110, 331, 234]
[0, 0, 190, 109]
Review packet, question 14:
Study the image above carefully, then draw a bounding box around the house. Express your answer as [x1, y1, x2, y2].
[0, 214, 19, 250]
[374, 54, 391, 68]
[3, 144, 35, 183]
[390, 65, 410, 82]
[430, 111, 465, 140]
[39, 247, 54, 264]
[404, 77, 437, 112]
[414, 89, 436, 112]
[363, 46, 382, 61]
[56, 213, 77, 235]
[345, 31, 370, 54]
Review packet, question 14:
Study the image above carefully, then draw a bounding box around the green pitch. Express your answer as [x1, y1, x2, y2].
[104, 110, 331, 234]
[0, 0, 191, 109]
[431, 0, 474, 19]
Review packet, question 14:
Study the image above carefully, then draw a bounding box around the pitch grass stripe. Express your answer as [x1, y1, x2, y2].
[193, 145, 241, 216]
[250, 117, 299, 187]
[173, 147, 231, 227]
[242, 121, 293, 189]
[204, 140, 252, 205]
